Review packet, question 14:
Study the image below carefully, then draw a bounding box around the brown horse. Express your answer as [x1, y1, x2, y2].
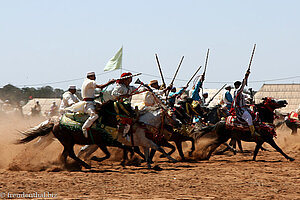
[194, 120, 295, 161]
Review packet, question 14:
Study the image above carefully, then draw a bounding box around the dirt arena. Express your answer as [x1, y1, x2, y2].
[0, 115, 299, 200]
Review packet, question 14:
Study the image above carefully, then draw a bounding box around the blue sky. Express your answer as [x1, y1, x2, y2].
[1, 0, 300, 91]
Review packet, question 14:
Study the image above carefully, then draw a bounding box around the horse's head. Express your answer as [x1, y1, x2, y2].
[261, 97, 288, 110]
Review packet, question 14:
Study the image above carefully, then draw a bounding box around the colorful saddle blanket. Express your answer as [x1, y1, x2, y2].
[59, 113, 119, 141]
[225, 115, 276, 137]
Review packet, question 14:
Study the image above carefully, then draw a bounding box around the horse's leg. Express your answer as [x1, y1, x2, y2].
[77, 144, 98, 160]
[67, 145, 91, 169]
[237, 139, 243, 153]
[134, 146, 146, 160]
[206, 142, 223, 160]
[91, 144, 111, 163]
[142, 147, 151, 169]
[223, 142, 237, 154]
[188, 137, 195, 157]
[266, 139, 295, 161]
[160, 142, 176, 158]
[174, 141, 185, 160]
[253, 142, 263, 161]
[133, 127, 177, 163]
[59, 147, 68, 165]
[149, 149, 156, 163]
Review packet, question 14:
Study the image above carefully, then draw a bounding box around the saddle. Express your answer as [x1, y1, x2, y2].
[59, 113, 119, 140]
[225, 115, 276, 137]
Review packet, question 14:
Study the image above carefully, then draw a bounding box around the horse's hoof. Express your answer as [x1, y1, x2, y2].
[91, 156, 98, 161]
[84, 164, 92, 169]
[171, 159, 178, 163]
[188, 152, 193, 157]
[289, 157, 295, 162]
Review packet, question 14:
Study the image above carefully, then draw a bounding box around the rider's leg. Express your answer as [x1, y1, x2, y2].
[242, 111, 258, 137]
[82, 106, 99, 138]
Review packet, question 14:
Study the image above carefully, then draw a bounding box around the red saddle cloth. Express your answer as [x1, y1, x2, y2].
[225, 115, 277, 137]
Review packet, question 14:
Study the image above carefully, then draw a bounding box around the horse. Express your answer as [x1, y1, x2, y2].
[275, 111, 300, 135]
[194, 120, 295, 162]
[228, 97, 288, 153]
[147, 98, 208, 161]
[17, 100, 177, 169]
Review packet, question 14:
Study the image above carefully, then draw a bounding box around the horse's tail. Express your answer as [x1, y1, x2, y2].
[16, 119, 54, 144]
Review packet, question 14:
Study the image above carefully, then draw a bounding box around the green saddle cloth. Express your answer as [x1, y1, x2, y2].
[59, 113, 119, 142]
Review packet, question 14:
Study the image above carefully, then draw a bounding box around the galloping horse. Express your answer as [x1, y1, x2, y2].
[17, 100, 177, 169]
[194, 120, 294, 161]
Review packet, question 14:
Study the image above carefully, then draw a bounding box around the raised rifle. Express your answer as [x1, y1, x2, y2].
[166, 56, 185, 102]
[155, 54, 166, 87]
[201, 49, 210, 95]
[246, 44, 256, 86]
[186, 65, 202, 87]
[206, 84, 227, 106]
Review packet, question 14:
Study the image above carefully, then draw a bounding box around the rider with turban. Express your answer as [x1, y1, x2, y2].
[111, 72, 144, 102]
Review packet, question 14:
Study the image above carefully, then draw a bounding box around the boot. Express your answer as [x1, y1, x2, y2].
[82, 128, 89, 138]
[249, 125, 260, 137]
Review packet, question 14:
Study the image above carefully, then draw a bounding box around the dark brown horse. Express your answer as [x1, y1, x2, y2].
[220, 97, 288, 153]
[17, 100, 139, 169]
[194, 120, 294, 161]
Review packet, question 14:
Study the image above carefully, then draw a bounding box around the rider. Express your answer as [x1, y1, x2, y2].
[233, 69, 258, 137]
[49, 101, 59, 116]
[223, 85, 233, 111]
[191, 75, 204, 103]
[59, 85, 80, 114]
[81, 71, 115, 138]
[168, 86, 186, 108]
[111, 72, 141, 102]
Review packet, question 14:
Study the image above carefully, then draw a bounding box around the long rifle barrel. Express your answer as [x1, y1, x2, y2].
[155, 54, 166, 86]
[203, 48, 210, 76]
[170, 56, 184, 86]
[246, 44, 256, 86]
[186, 65, 202, 86]
[206, 84, 227, 105]
[248, 44, 256, 71]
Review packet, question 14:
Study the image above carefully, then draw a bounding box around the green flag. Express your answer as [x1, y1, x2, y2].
[103, 47, 123, 71]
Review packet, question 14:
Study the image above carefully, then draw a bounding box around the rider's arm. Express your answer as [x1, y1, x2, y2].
[96, 79, 116, 89]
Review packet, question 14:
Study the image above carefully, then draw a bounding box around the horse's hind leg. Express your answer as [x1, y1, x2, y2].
[77, 144, 98, 160]
[188, 137, 195, 157]
[68, 146, 91, 169]
[91, 144, 111, 163]
[267, 139, 295, 161]
[142, 147, 151, 169]
[174, 141, 185, 160]
[253, 142, 263, 161]
[160, 142, 176, 158]
[60, 147, 68, 165]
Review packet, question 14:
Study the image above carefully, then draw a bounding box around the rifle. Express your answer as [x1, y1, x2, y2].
[170, 56, 184, 86]
[116, 73, 142, 81]
[155, 54, 166, 87]
[186, 65, 202, 86]
[206, 84, 227, 106]
[246, 44, 256, 86]
[201, 49, 210, 95]
[165, 56, 184, 102]
[135, 78, 167, 110]
[177, 65, 202, 99]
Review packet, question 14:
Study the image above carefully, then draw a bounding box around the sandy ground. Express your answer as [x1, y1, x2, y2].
[0, 115, 299, 200]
